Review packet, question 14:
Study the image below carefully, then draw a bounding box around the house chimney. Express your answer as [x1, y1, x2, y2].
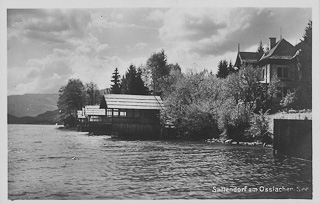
[269, 37, 276, 49]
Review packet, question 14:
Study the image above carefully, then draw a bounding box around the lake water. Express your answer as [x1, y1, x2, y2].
[8, 124, 312, 199]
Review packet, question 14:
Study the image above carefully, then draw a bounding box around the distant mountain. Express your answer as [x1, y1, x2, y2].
[8, 93, 59, 117]
[8, 109, 60, 124]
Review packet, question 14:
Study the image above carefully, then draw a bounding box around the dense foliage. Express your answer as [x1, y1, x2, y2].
[58, 79, 102, 126]
[85, 82, 102, 105]
[225, 66, 278, 112]
[216, 60, 236, 78]
[290, 20, 312, 110]
[57, 79, 86, 126]
[144, 50, 170, 96]
[257, 40, 265, 54]
[162, 65, 278, 141]
[57, 21, 311, 140]
[120, 65, 149, 95]
[247, 110, 271, 143]
[163, 70, 220, 140]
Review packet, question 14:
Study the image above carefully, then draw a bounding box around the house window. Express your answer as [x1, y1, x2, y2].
[113, 109, 119, 117]
[261, 68, 265, 80]
[107, 109, 112, 117]
[277, 67, 289, 78]
[89, 116, 102, 122]
[120, 109, 126, 117]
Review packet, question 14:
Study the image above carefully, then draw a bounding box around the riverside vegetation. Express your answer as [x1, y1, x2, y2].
[57, 21, 312, 144]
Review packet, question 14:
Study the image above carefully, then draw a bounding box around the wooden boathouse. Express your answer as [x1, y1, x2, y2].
[77, 105, 106, 132]
[273, 119, 312, 161]
[78, 94, 165, 139]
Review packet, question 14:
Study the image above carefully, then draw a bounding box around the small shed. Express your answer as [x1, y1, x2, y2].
[77, 105, 105, 132]
[97, 94, 164, 138]
[273, 119, 312, 161]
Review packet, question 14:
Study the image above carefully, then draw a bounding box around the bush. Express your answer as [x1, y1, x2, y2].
[280, 86, 312, 111]
[166, 103, 220, 140]
[247, 110, 271, 143]
[185, 108, 219, 140]
[64, 115, 76, 128]
[280, 90, 298, 110]
[218, 100, 252, 142]
[162, 70, 222, 140]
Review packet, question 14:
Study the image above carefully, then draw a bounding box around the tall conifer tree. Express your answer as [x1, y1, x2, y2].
[110, 68, 121, 94]
[257, 40, 265, 54]
[216, 60, 229, 78]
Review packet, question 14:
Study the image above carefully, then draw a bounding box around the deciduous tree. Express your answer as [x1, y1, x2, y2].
[57, 79, 86, 126]
[224, 66, 277, 112]
[85, 82, 102, 105]
[145, 50, 170, 96]
[164, 70, 221, 139]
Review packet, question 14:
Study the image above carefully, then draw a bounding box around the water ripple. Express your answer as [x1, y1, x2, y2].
[8, 125, 312, 200]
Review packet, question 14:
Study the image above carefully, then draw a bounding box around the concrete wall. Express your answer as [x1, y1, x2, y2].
[273, 119, 312, 160]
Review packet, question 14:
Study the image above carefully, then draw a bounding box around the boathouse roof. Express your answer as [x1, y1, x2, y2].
[101, 94, 164, 110]
[84, 105, 105, 116]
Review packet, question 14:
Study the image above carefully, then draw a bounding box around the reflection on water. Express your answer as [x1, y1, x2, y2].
[8, 125, 312, 199]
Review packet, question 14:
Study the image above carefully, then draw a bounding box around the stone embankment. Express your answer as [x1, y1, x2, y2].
[205, 138, 270, 147]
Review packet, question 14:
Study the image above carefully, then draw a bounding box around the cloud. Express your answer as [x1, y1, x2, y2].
[145, 7, 311, 74]
[7, 9, 120, 95]
[8, 41, 123, 95]
[147, 9, 165, 21]
[8, 9, 91, 45]
[159, 8, 229, 42]
[90, 10, 157, 30]
[110, 11, 124, 20]
[135, 42, 148, 50]
[157, 8, 254, 56]
[8, 48, 74, 95]
[7, 8, 311, 95]
[96, 43, 110, 53]
[125, 42, 149, 53]
[156, 7, 311, 57]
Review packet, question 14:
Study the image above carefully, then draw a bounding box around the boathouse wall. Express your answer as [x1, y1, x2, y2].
[273, 119, 312, 161]
[95, 94, 164, 138]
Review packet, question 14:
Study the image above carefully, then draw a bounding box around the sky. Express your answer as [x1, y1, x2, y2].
[7, 6, 312, 95]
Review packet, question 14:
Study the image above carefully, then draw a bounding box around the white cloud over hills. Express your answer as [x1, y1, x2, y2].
[7, 7, 311, 95]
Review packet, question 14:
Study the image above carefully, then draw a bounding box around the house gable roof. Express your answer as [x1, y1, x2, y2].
[101, 94, 164, 110]
[260, 38, 296, 61]
[234, 52, 263, 67]
[239, 52, 263, 62]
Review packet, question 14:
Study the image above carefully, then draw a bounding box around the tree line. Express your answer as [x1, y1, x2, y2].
[58, 21, 312, 142]
[159, 20, 312, 141]
[110, 50, 182, 97]
[57, 49, 181, 126]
